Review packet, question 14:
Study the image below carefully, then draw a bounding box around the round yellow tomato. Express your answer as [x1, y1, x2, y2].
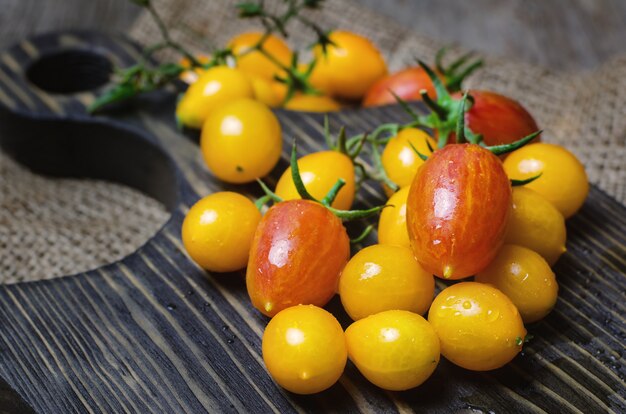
[377, 186, 410, 249]
[338, 244, 434, 320]
[262, 305, 347, 394]
[345, 310, 440, 391]
[506, 187, 567, 266]
[248, 75, 282, 107]
[476, 245, 558, 324]
[201, 98, 282, 183]
[229, 32, 292, 81]
[503, 143, 588, 218]
[283, 94, 341, 112]
[274, 150, 355, 210]
[428, 282, 526, 371]
[311, 31, 387, 100]
[181, 192, 261, 272]
[381, 128, 436, 196]
[176, 66, 254, 129]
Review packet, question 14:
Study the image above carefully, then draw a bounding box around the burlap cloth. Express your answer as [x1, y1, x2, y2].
[1, 0, 624, 283]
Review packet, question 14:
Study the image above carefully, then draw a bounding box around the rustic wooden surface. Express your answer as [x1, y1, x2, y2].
[2, 0, 626, 71]
[0, 31, 625, 413]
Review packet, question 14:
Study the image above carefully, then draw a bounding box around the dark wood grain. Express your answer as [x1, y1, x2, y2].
[0, 31, 625, 414]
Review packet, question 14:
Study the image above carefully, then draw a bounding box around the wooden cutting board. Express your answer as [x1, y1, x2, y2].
[0, 31, 624, 414]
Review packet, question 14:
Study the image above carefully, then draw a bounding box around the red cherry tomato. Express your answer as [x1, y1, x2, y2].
[246, 200, 350, 317]
[406, 144, 511, 279]
[362, 66, 438, 107]
[459, 90, 540, 147]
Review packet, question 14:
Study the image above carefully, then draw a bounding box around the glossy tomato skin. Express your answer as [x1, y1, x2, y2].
[201, 98, 282, 184]
[362, 66, 437, 107]
[460, 90, 539, 146]
[246, 200, 350, 317]
[406, 144, 511, 279]
[274, 150, 355, 210]
[311, 31, 387, 100]
[229, 32, 292, 81]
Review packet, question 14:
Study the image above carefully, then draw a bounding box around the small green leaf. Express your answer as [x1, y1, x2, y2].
[408, 141, 429, 161]
[511, 173, 542, 187]
[290, 142, 318, 201]
[486, 130, 542, 156]
[515, 336, 523, 346]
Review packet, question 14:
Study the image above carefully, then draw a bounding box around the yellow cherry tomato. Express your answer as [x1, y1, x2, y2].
[283, 94, 341, 112]
[503, 143, 588, 218]
[262, 305, 347, 394]
[377, 186, 411, 249]
[248, 75, 282, 107]
[381, 128, 436, 196]
[201, 98, 282, 183]
[506, 187, 567, 266]
[181, 192, 261, 272]
[274, 150, 355, 210]
[476, 245, 558, 324]
[339, 244, 434, 320]
[428, 282, 526, 371]
[229, 32, 292, 81]
[176, 66, 254, 129]
[345, 310, 440, 391]
[311, 31, 387, 100]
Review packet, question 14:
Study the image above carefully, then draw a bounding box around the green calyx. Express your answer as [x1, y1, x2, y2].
[434, 47, 484, 93]
[323, 116, 366, 160]
[256, 142, 388, 221]
[413, 59, 464, 148]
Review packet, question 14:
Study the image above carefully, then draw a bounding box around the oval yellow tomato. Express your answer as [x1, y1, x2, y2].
[262, 305, 347, 394]
[506, 187, 567, 266]
[338, 244, 434, 320]
[381, 128, 436, 196]
[476, 245, 558, 323]
[428, 282, 526, 371]
[311, 31, 387, 100]
[201, 98, 282, 183]
[377, 186, 410, 249]
[274, 150, 355, 210]
[229, 32, 292, 81]
[181, 192, 261, 272]
[503, 143, 588, 218]
[176, 66, 254, 129]
[345, 310, 440, 391]
[283, 94, 341, 112]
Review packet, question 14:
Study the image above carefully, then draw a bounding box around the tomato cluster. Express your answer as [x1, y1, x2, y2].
[180, 30, 589, 395]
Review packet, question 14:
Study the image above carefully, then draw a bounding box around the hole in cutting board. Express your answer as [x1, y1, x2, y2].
[26, 49, 113, 94]
[0, 114, 178, 284]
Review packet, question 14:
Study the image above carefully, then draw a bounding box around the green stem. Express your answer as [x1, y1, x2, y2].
[321, 178, 346, 206]
[350, 225, 374, 244]
[486, 131, 542, 155]
[328, 205, 389, 221]
[256, 179, 284, 203]
[254, 194, 273, 210]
